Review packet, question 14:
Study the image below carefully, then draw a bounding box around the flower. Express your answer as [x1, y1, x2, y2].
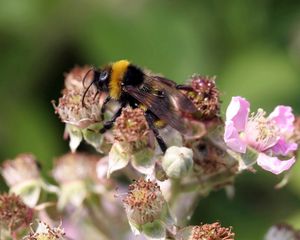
[113, 107, 151, 147]
[24, 221, 66, 240]
[122, 178, 173, 239]
[183, 75, 220, 120]
[0, 193, 33, 233]
[1, 154, 43, 207]
[52, 66, 110, 152]
[52, 153, 111, 209]
[224, 96, 297, 175]
[123, 179, 165, 226]
[176, 222, 235, 240]
[108, 107, 155, 176]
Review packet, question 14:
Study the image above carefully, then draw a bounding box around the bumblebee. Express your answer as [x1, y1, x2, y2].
[82, 60, 196, 152]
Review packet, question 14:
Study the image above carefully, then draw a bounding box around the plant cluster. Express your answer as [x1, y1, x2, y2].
[1, 66, 299, 240]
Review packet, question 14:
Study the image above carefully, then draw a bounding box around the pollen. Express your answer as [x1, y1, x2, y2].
[123, 178, 165, 225]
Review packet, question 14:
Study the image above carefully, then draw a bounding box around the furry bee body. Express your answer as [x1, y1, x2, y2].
[82, 60, 196, 152]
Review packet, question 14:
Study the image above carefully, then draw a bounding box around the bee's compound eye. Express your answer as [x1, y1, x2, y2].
[100, 71, 108, 81]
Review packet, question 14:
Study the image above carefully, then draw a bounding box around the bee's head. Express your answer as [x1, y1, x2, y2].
[81, 67, 110, 107]
[93, 68, 110, 92]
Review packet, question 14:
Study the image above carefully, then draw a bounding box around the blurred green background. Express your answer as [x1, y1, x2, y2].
[0, 0, 300, 239]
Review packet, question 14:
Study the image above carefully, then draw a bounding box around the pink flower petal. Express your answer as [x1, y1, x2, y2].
[224, 120, 247, 153]
[268, 106, 295, 134]
[271, 138, 298, 156]
[257, 153, 296, 175]
[226, 96, 250, 131]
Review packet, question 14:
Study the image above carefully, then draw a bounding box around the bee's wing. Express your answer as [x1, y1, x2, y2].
[123, 85, 188, 134]
[145, 75, 197, 113]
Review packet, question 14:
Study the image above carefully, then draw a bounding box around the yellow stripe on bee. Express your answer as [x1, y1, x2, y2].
[109, 60, 130, 99]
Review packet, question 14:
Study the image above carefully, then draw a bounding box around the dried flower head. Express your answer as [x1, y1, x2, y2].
[24, 221, 66, 240]
[1, 153, 40, 187]
[176, 222, 235, 240]
[113, 107, 149, 144]
[184, 75, 220, 120]
[52, 152, 99, 184]
[64, 65, 93, 91]
[190, 223, 234, 240]
[52, 88, 102, 129]
[0, 193, 33, 232]
[123, 178, 166, 226]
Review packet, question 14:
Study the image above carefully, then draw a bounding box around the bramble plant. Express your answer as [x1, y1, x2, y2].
[1, 66, 299, 240]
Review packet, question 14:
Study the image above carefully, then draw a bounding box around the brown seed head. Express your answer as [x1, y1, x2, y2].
[1, 153, 40, 187]
[0, 193, 33, 232]
[52, 153, 99, 184]
[190, 222, 235, 240]
[123, 178, 165, 225]
[113, 107, 149, 144]
[184, 75, 220, 120]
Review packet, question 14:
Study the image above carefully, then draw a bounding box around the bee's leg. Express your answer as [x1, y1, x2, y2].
[99, 103, 126, 134]
[100, 96, 111, 120]
[176, 84, 193, 91]
[145, 111, 167, 153]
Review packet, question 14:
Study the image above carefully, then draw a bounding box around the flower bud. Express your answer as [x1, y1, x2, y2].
[162, 146, 193, 179]
[176, 222, 235, 240]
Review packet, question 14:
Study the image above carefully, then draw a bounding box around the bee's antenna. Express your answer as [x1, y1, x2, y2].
[82, 79, 97, 108]
[82, 67, 96, 108]
[82, 67, 95, 88]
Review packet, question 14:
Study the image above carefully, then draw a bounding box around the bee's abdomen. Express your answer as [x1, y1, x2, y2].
[123, 65, 144, 86]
